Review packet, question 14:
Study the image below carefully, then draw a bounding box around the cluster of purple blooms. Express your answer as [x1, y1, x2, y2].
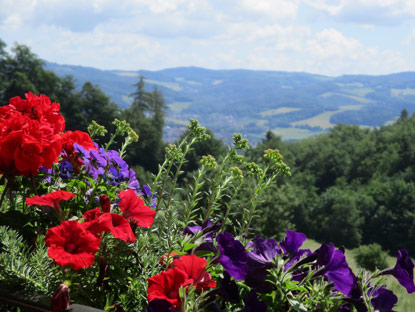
[183, 223, 415, 312]
[40, 142, 156, 208]
[73, 143, 156, 207]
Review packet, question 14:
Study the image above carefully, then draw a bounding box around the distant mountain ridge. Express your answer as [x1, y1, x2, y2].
[45, 61, 415, 144]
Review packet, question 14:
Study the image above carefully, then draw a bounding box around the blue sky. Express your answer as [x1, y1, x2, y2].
[0, 0, 414, 76]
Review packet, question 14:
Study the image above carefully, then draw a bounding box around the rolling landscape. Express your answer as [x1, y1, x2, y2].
[45, 61, 415, 144]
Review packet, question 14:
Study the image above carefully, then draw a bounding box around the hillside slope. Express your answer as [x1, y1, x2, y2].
[45, 62, 415, 144]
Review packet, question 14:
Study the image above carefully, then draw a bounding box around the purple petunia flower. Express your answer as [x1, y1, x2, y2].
[279, 230, 311, 271]
[216, 232, 248, 280]
[314, 243, 354, 296]
[280, 230, 307, 257]
[241, 290, 267, 312]
[371, 287, 398, 312]
[380, 249, 415, 293]
[217, 272, 240, 304]
[245, 236, 280, 292]
[183, 220, 222, 254]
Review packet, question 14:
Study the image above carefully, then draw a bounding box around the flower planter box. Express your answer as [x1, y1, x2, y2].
[0, 288, 104, 312]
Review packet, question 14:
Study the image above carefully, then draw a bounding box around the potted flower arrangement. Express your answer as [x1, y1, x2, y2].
[0, 92, 414, 311]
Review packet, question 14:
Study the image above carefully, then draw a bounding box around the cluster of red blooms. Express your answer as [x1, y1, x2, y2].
[26, 189, 155, 270]
[0, 92, 99, 177]
[147, 254, 217, 310]
[0, 92, 65, 176]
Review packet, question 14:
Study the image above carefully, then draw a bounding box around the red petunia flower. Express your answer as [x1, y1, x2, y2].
[87, 212, 136, 243]
[172, 255, 217, 291]
[45, 220, 101, 270]
[118, 189, 156, 228]
[26, 190, 76, 220]
[147, 267, 190, 309]
[82, 207, 102, 222]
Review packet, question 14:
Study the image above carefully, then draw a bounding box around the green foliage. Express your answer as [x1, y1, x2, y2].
[123, 76, 167, 173]
[246, 113, 415, 256]
[0, 226, 59, 294]
[354, 243, 388, 271]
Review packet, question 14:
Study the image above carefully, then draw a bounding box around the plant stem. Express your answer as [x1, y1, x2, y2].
[0, 178, 9, 211]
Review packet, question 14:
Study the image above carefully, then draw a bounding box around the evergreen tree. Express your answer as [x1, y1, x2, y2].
[123, 77, 167, 173]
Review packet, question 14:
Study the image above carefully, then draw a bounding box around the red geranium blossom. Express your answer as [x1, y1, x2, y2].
[60, 130, 97, 155]
[172, 255, 217, 291]
[118, 189, 156, 228]
[0, 92, 64, 176]
[45, 220, 101, 270]
[147, 267, 190, 309]
[87, 212, 136, 243]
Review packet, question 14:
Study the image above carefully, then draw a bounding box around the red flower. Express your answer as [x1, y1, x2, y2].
[172, 255, 216, 291]
[0, 92, 64, 176]
[60, 130, 97, 155]
[99, 195, 111, 213]
[26, 190, 76, 220]
[87, 212, 136, 243]
[147, 267, 190, 309]
[51, 283, 70, 312]
[82, 207, 102, 222]
[9, 92, 65, 133]
[118, 189, 156, 228]
[45, 220, 101, 270]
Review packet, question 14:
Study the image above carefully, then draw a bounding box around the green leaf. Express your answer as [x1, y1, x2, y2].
[287, 297, 308, 312]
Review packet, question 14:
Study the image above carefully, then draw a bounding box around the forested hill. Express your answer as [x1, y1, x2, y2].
[45, 62, 415, 144]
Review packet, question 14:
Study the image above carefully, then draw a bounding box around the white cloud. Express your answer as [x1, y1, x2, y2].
[0, 0, 414, 75]
[404, 25, 415, 46]
[307, 28, 362, 59]
[241, 0, 300, 20]
[303, 0, 415, 24]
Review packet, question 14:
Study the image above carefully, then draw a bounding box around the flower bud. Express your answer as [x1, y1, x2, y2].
[99, 195, 111, 213]
[51, 283, 70, 312]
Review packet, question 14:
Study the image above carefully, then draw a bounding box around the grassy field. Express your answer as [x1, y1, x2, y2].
[168, 101, 192, 113]
[291, 105, 363, 129]
[302, 239, 415, 311]
[271, 127, 317, 141]
[260, 107, 301, 117]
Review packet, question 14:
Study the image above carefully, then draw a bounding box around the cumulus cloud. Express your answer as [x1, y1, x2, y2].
[304, 0, 415, 24]
[240, 0, 300, 20]
[0, 0, 414, 75]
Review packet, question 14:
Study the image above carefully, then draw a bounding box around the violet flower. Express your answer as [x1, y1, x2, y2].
[241, 290, 267, 312]
[314, 243, 354, 296]
[59, 160, 73, 179]
[217, 272, 240, 304]
[216, 232, 248, 280]
[245, 236, 280, 292]
[279, 230, 311, 271]
[371, 287, 398, 312]
[280, 230, 307, 257]
[184, 220, 221, 254]
[380, 249, 415, 293]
